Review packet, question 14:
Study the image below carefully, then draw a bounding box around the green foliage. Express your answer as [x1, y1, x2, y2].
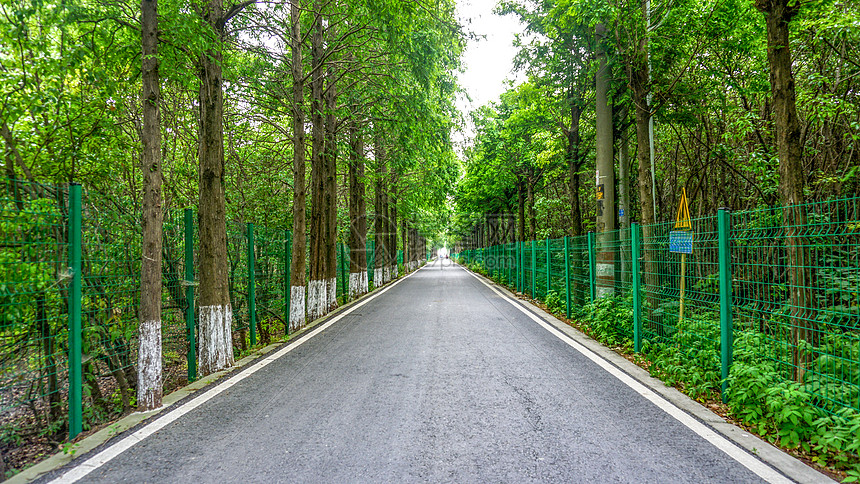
[1, 423, 24, 447]
[545, 290, 564, 314]
[641, 312, 722, 400]
[726, 331, 860, 473]
[578, 295, 632, 348]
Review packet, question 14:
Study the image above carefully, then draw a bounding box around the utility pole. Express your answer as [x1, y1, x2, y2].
[595, 23, 616, 298]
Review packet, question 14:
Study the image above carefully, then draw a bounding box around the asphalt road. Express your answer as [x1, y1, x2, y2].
[54, 263, 781, 483]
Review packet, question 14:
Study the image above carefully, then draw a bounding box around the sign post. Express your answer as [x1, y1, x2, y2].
[669, 188, 692, 325]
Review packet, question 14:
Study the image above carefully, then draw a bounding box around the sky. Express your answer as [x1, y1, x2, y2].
[454, 0, 526, 146]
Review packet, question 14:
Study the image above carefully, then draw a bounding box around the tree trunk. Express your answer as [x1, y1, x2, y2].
[567, 92, 586, 304]
[197, 0, 233, 376]
[138, 0, 163, 408]
[324, 63, 338, 311]
[374, 135, 386, 285]
[348, 122, 368, 299]
[388, 177, 398, 280]
[567, 92, 584, 237]
[382, 167, 392, 283]
[1, 124, 24, 210]
[401, 221, 407, 271]
[756, 0, 814, 382]
[289, 0, 307, 331]
[37, 296, 60, 426]
[619, 121, 632, 285]
[627, 22, 658, 329]
[415, 225, 421, 269]
[308, 4, 326, 321]
[526, 177, 536, 240]
[517, 180, 525, 242]
[618, 122, 631, 233]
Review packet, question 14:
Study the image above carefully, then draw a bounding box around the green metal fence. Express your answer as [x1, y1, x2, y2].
[731, 199, 860, 415]
[1, 181, 421, 446]
[1, 180, 70, 438]
[454, 200, 860, 417]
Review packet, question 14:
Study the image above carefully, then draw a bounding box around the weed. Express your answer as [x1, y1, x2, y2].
[544, 290, 563, 314]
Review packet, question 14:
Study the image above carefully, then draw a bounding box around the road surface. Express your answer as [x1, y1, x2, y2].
[49, 262, 798, 483]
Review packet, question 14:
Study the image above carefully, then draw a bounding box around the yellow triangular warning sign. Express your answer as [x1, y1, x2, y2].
[674, 188, 692, 230]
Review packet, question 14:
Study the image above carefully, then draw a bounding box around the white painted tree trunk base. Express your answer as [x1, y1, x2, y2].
[198, 305, 234, 375]
[308, 279, 326, 321]
[290, 286, 306, 331]
[349, 272, 364, 299]
[374, 268, 383, 287]
[327, 277, 337, 310]
[137, 319, 162, 410]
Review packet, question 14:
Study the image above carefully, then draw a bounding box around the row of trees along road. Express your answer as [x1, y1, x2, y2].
[454, 0, 859, 379]
[0, 0, 463, 414]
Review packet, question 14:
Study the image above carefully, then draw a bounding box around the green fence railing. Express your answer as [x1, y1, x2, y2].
[0, 180, 424, 447]
[454, 200, 860, 418]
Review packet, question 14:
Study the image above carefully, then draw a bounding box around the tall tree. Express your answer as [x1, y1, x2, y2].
[196, 0, 253, 375]
[324, 61, 339, 311]
[289, 0, 308, 331]
[137, 0, 163, 410]
[755, 0, 813, 381]
[498, 0, 592, 236]
[348, 120, 368, 298]
[374, 133, 387, 285]
[308, 1, 326, 320]
[388, 171, 398, 279]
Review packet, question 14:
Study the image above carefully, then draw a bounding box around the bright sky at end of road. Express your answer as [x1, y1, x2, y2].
[455, 0, 526, 146]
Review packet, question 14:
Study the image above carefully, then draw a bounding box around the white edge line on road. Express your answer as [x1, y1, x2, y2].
[51, 268, 420, 484]
[463, 268, 792, 484]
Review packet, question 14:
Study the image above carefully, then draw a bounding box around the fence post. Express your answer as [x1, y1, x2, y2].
[545, 238, 551, 296]
[564, 236, 571, 319]
[531, 240, 537, 298]
[184, 209, 196, 381]
[493, 244, 497, 276]
[514, 240, 523, 292]
[631, 223, 642, 353]
[515, 242, 521, 292]
[718, 208, 733, 402]
[587, 231, 596, 302]
[68, 183, 82, 440]
[247, 223, 256, 347]
[284, 229, 292, 337]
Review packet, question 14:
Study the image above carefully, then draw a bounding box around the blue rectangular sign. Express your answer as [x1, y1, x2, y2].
[669, 230, 693, 254]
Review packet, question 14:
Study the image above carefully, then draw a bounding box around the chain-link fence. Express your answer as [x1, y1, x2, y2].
[454, 199, 860, 418]
[1, 180, 421, 451]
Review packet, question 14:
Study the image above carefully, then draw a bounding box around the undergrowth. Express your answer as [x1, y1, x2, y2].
[577, 296, 860, 482]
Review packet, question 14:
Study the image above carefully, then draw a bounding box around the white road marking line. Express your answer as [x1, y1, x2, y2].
[51, 271, 417, 484]
[463, 268, 791, 484]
